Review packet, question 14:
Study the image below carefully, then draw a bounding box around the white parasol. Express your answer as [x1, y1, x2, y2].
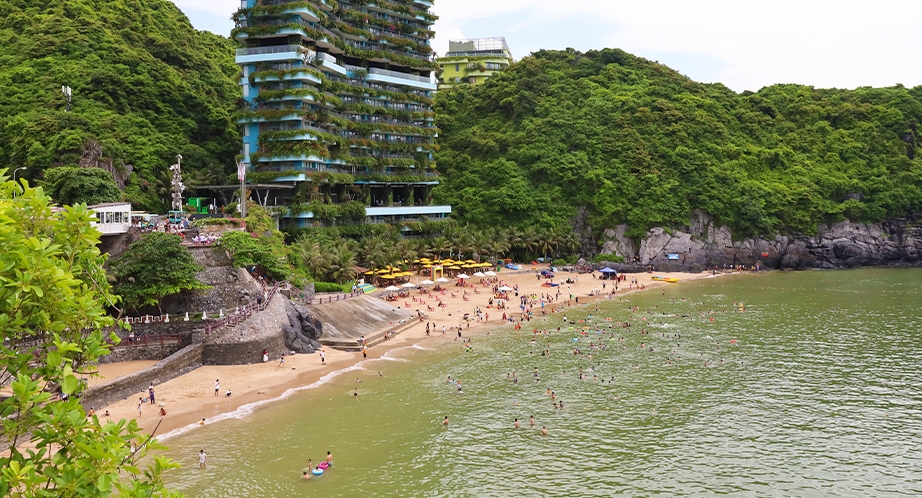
[401, 282, 417, 288]
[385, 285, 401, 291]
[498, 286, 514, 291]
[473, 272, 486, 277]
[435, 277, 450, 283]
[420, 279, 435, 285]
[457, 274, 471, 279]
[484, 271, 497, 276]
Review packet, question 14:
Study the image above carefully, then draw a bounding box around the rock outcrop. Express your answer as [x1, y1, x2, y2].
[602, 210, 922, 270]
[282, 301, 323, 354]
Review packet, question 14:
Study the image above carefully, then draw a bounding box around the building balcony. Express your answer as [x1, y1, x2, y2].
[366, 205, 451, 217]
[235, 44, 303, 64]
[251, 70, 322, 85]
[364, 67, 435, 91]
[259, 1, 321, 22]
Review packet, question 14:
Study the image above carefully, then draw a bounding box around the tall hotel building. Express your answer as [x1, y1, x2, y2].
[232, 0, 449, 229]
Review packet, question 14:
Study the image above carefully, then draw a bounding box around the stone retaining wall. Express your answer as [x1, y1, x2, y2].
[81, 344, 204, 410]
[99, 343, 186, 364]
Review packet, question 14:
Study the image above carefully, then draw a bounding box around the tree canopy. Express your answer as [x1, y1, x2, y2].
[434, 48, 922, 239]
[0, 0, 240, 212]
[112, 232, 209, 311]
[42, 167, 122, 205]
[0, 171, 181, 497]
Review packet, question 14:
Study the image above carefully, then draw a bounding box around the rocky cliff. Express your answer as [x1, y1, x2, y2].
[599, 211, 922, 270]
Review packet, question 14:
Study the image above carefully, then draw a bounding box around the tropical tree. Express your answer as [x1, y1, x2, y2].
[327, 243, 357, 284]
[111, 232, 210, 313]
[0, 172, 181, 497]
[42, 167, 122, 206]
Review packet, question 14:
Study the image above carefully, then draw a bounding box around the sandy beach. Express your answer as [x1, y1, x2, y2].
[97, 269, 721, 440]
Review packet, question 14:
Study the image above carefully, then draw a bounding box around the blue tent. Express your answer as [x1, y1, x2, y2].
[599, 267, 617, 274]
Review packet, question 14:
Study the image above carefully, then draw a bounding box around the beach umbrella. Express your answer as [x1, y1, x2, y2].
[420, 279, 435, 285]
[401, 282, 417, 288]
[380, 274, 396, 279]
[498, 285, 514, 291]
[473, 272, 486, 277]
[436, 277, 450, 283]
[457, 274, 471, 279]
[385, 285, 401, 291]
[485, 271, 497, 276]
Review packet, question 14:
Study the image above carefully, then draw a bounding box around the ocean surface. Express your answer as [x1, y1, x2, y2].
[161, 269, 922, 497]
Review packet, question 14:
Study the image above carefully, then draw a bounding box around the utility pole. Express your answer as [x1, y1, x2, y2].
[61, 86, 72, 112]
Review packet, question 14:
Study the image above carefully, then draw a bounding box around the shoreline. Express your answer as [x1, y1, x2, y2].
[96, 269, 736, 442]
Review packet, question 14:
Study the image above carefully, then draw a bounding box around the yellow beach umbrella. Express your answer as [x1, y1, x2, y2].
[380, 274, 396, 279]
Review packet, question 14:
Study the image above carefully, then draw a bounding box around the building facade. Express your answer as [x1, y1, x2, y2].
[437, 37, 513, 89]
[232, 0, 449, 230]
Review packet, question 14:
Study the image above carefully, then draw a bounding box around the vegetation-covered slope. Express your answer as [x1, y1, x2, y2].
[434, 48, 922, 239]
[0, 0, 240, 211]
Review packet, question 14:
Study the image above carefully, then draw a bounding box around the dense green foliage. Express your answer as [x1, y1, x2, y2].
[42, 167, 121, 205]
[434, 48, 922, 238]
[0, 171, 181, 497]
[112, 232, 210, 312]
[0, 0, 240, 212]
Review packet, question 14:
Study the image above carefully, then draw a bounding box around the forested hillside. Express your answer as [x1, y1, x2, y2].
[0, 0, 240, 211]
[434, 48, 922, 239]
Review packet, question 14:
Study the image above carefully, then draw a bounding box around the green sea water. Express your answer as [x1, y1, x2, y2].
[161, 269, 922, 497]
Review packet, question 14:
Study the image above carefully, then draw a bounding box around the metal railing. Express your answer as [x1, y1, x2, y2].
[197, 281, 281, 336]
[292, 289, 365, 305]
[236, 44, 303, 57]
[368, 67, 432, 83]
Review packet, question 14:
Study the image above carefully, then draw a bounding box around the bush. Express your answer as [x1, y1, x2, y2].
[551, 259, 568, 267]
[313, 282, 349, 293]
[191, 217, 242, 227]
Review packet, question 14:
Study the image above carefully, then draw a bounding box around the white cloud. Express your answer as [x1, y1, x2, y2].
[172, 0, 922, 91]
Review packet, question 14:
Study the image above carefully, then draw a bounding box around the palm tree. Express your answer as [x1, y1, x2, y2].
[294, 239, 329, 281]
[328, 243, 358, 284]
[428, 236, 450, 259]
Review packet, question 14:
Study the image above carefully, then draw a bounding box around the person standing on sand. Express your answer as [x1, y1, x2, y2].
[363, 347, 367, 359]
[214, 379, 219, 396]
[199, 450, 207, 468]
[278, 354, 285, 367]
[320, 349, 326, 365]
[137, 398, 143, 417]
[148, 385, 155, 405]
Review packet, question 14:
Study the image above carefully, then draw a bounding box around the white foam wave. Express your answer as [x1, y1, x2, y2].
[158, 363, 366, 441]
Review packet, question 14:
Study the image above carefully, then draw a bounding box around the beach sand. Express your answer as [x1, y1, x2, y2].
[99, 269, 720, 440]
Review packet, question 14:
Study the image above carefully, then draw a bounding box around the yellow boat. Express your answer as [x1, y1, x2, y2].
[652, 276, 679, 283]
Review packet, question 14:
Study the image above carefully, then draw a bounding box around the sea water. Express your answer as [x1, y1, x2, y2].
[161, 269, 922, 497]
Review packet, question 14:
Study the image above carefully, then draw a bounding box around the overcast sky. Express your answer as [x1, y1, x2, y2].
[172, 0, 922, 92]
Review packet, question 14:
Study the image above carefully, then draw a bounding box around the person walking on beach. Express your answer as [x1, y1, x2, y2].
[199, 450, 207, 468]
[363, 347, 367, 359]
[320, 349, 326, 365]
[214, 379, 219, 396]
[148, 385, 155, 405]
[278, 354, 285, 367]
[137, 397, 143, 417]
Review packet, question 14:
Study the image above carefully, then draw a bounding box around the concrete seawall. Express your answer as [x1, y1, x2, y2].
[81, 344, 204, 410]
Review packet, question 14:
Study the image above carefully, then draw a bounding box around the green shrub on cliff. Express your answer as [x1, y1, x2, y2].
[434, 48, 922, 238]
[0, 0, 240, 212]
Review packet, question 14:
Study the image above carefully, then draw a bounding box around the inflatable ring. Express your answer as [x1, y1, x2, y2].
[312, 469, 324, 475]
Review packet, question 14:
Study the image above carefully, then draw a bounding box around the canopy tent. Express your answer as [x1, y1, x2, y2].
[599, 267, 618, 274]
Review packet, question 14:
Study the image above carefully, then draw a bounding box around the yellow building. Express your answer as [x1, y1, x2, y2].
[437, 37, 513, 89]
